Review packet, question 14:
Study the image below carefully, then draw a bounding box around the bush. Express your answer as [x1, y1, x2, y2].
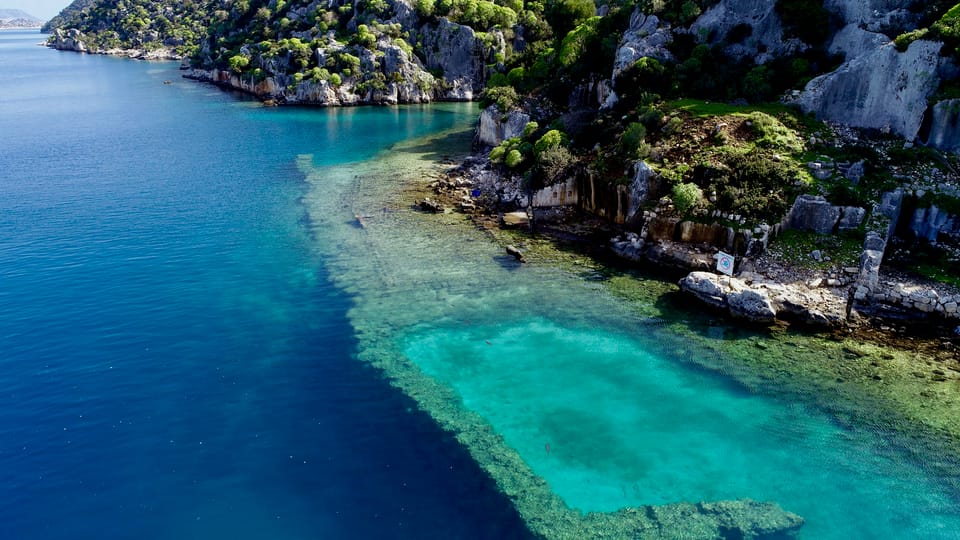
[536, 146, 577, 184]
[522, 121, 540, 138]
[483, 85, 519, 110]
[534, 129, 564, 154]
[620, 122, 647, 158]
[558, 16, 600, 68]
[672, 182, 703, 215]
[228, 54, 250, 73]
[547, 0, 597, 39]
[505, 149, 524, 168]
[746, 111, 803, 153]
[894, 28, 929, 52]
[415, 0, 436, 16]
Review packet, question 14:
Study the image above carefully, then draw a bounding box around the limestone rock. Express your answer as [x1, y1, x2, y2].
[828, 23, 888, 61]
[679, 271, 728, 309]
[823, 0, 918, 33]
[690, 0, 802, 63]
[728, 289, 777, 323]
[418, 18, 494, 100]
[788, 195, 840, 234]
[794, 40, 942, 141]
[625, 161, 655, 224]
[476, 105, 531, 147]
[612, 12, 674, 79]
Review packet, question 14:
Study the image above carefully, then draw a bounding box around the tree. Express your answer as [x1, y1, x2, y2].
[546, 0, 596, 39]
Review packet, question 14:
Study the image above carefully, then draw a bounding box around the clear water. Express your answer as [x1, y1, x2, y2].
[0, 30, 528, 539]
[404, 319, 960, 538]
[4, 27, 960, 540]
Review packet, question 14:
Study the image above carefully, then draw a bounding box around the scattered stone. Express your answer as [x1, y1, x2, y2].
[419, 198, 444, 213]
[505, 245, 526, 263]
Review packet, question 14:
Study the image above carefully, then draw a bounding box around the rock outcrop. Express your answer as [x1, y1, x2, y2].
[612, 12, 673, 79]
[679, 271, 849, 326]
[794, 39, 942, 142]
[690, 0, 802, 63]
[476, 105, 531, 147]
[417, 18, 494, 100]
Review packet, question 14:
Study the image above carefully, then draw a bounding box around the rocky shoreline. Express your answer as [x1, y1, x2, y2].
[423, 150, 960, 347]
[48, 28, 183, 60]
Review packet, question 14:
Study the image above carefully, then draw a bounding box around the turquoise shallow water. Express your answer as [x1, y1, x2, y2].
[403, 318, 960, 538]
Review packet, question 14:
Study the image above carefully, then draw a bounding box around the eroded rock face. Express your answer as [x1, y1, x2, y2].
[476, 105, 531, 147]
[728, 289, 777, 323]
[690, 0, 801, 63]
[51, 28, 88, 53]
[625, 161, 655, 224]
[824, 0, 918, 33]
[828, 23, 889, 60]
[418, 18, 493, 100]
[794, 40, 942, 141]
[612, 12, 674, 79]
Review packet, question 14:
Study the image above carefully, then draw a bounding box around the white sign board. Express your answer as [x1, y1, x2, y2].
[716, 251, 735, 276]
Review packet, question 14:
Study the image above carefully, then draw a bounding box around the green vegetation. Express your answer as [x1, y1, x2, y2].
[671, 182, 703, 215]
[768, 229, 864, 271]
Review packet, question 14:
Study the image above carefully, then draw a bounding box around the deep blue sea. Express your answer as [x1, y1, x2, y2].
[0, 30, 529, 539]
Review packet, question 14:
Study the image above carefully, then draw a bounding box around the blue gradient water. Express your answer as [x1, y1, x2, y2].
[6, 28, 960, 540]
[0, 30, 528, 539]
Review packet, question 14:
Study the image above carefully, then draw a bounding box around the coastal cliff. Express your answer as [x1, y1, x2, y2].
[46, 0, 960, 331]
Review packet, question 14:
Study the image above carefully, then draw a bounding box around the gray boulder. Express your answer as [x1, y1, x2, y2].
[728, 289, 777, 323]
[678, 271, 728, 309]
[788, 195, 840, 234]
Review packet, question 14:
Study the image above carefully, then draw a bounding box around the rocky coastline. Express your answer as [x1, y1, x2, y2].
[422, 141, 960, 348]
[48, 28, 183, 60]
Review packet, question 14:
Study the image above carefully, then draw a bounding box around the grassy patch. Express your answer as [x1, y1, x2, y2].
[913, 263, 960, 288]
[669, 99, 798, 118]
[768, 229, 864, 271]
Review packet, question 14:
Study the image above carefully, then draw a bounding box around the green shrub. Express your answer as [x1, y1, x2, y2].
[536, 146, 577, 184]
[483, 86, 519, 110]
[620, 122, 647, 158]
[534, 129, 564, 154]
[228, 54, 250, 73]
[745, 111, 803, 153]
[672, 182, 703, 215]
[558, 17, 600, 68]
[415, 0, 436, 16]
[522, 121, 540, 138]
[547, 0, 597, 38]
[505, 149, 524, 168]
[894, 28, 929, 52]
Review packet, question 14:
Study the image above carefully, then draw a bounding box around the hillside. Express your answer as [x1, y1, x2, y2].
[43, 0, 960, 320]
[0, 8, 42, 27]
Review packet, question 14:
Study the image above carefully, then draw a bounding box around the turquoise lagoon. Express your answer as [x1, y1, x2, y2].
[3, 28, 960, 539]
